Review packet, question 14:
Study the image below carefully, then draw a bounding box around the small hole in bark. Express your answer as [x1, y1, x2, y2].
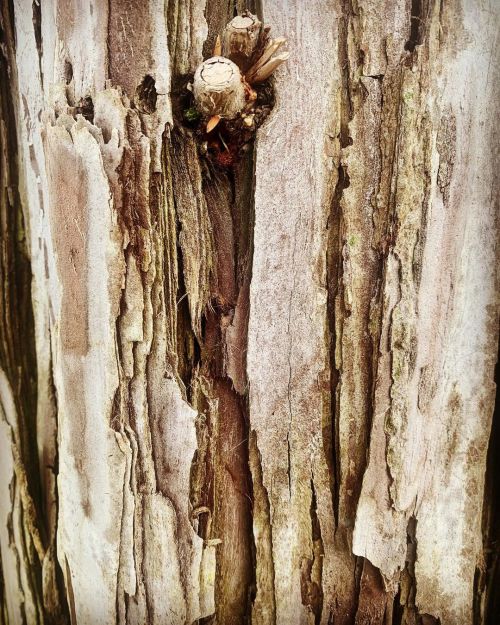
[64, 60, 73, 84]
[74, 96, 94, 123]
[135, 75, 158, 114]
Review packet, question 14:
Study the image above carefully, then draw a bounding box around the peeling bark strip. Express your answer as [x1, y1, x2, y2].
[0, 1, 499, 625]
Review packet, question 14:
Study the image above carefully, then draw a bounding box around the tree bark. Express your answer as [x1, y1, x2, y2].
[0, 1, 498, 625]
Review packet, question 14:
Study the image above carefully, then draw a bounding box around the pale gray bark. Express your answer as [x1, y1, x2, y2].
[0, 1, 498, 625]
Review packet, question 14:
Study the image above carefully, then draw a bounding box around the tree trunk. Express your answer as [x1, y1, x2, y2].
[0, 1, 498, 624]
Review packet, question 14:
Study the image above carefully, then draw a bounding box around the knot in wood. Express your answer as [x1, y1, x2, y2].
[193, 56, 246, 118]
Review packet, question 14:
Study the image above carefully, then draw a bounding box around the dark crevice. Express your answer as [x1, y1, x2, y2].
[64, 558, 77, 625]
[200, 159, 255, 622]
[326, 0, 355, 530]
[135, 75, 158, 114]
[169, 16, 259, 615]
[247, 431, 276, 623]
[391, 515, 442, 625]
[353, 556, 364, 618]
[480, 340, 500, 625]
[286, 435, 292, 497]
[174, 240, 202, 398]
[0, 0, 45, 552]
[355, 558, 388, 623]
[73, 95, 94, 123]
[327, 163, 350, 529]
[405, 0, 430, 52]
[1, 5, 71, 622]
[63, 60, 73, 84]
[405, 0, 422, 51]
[0, 552, 5, 625]
[32, 0, 43, 84]
[46, 352, 70, 625]
[302, 479, 324, 624]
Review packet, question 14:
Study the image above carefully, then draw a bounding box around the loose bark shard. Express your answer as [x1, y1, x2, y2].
[206, 114, 222, 133]
[246, 38, 288, 83]
[193, 56, 246, 118]
[248, 52, 290, 84]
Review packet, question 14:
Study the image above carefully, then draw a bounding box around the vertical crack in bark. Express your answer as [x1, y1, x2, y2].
[64, 557, 77, 625]
[405, 0, 431, 53]
[355, 558, 389, 625]
[174, 234, 203, 396]
[44, 352, 69, 624]
[0, 552, 6, 625]
[393, 515, 418, 624]
[285, 216, 298, 502]
[0, 0, 40, 515]
[201, 159, 254, 625]
[300, 479, 324, 624]
[327, 0, 353, 530]
[326, 265, 341, 530]
[478, 343, 500, 624]
[327, 164, 349, 528]
[31, 0, 43, 86]
[0, 5, 66, 622]
[248, 432, 276, 624]
[168, 22, 259, 617]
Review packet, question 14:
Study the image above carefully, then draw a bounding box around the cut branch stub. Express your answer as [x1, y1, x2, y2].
[193, 56, 246, 118]
[222, 12, 263, 70]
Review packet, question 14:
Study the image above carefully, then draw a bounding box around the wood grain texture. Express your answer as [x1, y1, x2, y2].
[0, 0, 498, 623]
[353, 2, 499, 623]
[247, 2, 339, 622]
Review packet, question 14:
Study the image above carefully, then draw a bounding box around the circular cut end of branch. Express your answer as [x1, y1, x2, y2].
[193, 56, 246, 118]
[200, 58, 236, 89]
[230, 15, 255, 30]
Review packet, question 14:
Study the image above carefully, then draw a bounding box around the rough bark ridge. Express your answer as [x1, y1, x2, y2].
[0, 1, 498, 625]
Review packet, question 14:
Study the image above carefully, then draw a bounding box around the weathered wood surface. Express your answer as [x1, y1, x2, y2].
[0, 0, 498, 624]
[247, 2, 338, 623]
